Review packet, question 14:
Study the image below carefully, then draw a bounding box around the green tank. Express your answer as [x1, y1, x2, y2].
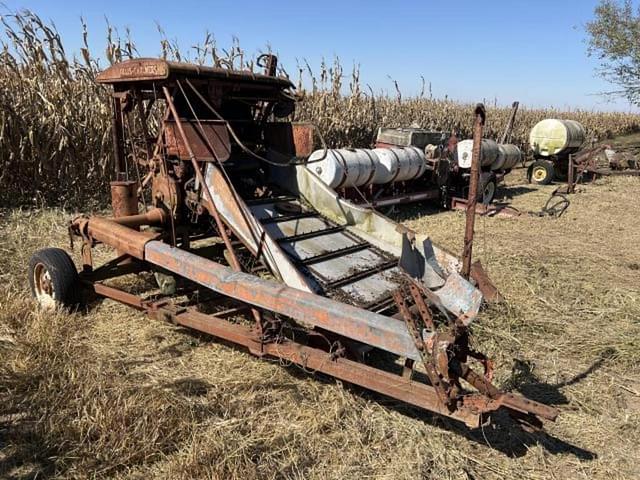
[529, 119, 585, 157]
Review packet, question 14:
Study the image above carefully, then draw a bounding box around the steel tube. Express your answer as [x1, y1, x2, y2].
[77, 217, 158, 259]
[144, 241, 421, 361]
[111, 208, 167, 228]
[461, 104, 486, 279]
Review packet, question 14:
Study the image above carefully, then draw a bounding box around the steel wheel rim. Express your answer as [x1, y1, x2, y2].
[33, 262, 56, 310]
[483, 182, 495, 203]
[533, 167, 547, 182]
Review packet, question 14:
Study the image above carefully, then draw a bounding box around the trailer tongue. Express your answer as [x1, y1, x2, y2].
[29, 57, 558, 430]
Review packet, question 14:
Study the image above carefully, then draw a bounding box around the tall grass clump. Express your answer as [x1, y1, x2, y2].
[0, 10, 638, 208]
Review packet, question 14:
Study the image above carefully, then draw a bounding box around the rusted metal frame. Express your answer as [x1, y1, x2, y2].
[161, 85, 264, 337]
[110, 93, 126, 178]
[156, 86, 179, 247]
[176, 79, 271, 261]
[276, 225, 344, 243]
[260, 211, 318, 224]
[72, 216, 159, 260]
[86, 267, 552, 426]
[407, 282, 436, 331]
[89, 281, 146, 310]
[392, 288, 451, 407]
[325, 260, 398, 289]
[169, 307, 482, 427]
[458, 362, 558, 421]
[144, 240, 422, 361]
[82, 274, 481, 426]
[110, 207, 167, 228]
[461, 104, 486, 279]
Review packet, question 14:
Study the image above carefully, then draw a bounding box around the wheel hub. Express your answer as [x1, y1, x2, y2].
[33, 263, 56, 310]
[533, 167, 547, 181]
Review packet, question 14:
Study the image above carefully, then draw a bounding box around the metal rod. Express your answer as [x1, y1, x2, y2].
[111, 95, 126, 178]
[461, 104, 486, 279]
[499, 101, 519, 144]
[568, 153, 575, 194]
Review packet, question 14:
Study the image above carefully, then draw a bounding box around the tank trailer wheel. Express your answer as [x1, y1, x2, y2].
[28, 248, 80, 311]
[478, 173, 497, 205]
[529, 160, 555, 185]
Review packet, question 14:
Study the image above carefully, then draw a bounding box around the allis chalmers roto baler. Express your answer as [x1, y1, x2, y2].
[28, 56, 558, 430]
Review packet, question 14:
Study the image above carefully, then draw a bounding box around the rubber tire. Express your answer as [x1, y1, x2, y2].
[529, 160, 555, 185]
[477, 172, 497, 204]
[28, 248, 80, 310]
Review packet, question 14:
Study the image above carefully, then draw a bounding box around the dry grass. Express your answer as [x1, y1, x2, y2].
[1, 166, 640, 479]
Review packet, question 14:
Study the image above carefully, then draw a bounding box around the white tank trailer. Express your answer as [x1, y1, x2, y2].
[527, 119, 586, 185]
[306, 128, 521, 208]
[454, 139, 522, 171]
[307, 146, 426, 189]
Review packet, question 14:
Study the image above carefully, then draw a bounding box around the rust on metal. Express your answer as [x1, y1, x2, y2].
[164, 119, 231, 162]
[111, 207, 167, 229]
[264, 122, 315, 158]
[470, 261, 503, 303]
[110, 180, 138, 218]
[96, 58, 293, 88]
[145, 240, 422, 361]
[71, 216, 158, 259]
[43, 56, 562, 431]
[461, 104, 486, 279]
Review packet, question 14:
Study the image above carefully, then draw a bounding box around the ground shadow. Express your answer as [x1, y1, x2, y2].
[171, 325, 599, 461]
[495, 185, 537, 200]
[0, 418, 56, 480]
[502, 351, 611, 407]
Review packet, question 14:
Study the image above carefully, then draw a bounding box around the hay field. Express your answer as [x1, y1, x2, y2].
[1, 166, 639, 479]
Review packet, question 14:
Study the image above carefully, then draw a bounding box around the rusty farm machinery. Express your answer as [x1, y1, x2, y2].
[28, 56, 558, 430]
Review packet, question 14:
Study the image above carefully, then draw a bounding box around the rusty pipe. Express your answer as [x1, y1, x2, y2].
[72, 216, 158, 259]
[461, 104, 486, 279]
[111, 208, 167, 228]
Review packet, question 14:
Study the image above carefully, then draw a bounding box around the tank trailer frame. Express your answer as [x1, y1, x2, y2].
[30, 57, 558, 431]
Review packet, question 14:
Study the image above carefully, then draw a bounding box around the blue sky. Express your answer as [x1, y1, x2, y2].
[4, 0, 637, 111]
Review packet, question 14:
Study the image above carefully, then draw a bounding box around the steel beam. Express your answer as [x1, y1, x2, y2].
[144, 240, 422, 361]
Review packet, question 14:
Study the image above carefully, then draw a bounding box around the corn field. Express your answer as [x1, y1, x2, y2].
[1, 11, 639, 207]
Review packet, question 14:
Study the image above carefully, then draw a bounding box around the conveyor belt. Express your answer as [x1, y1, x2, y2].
[248, 196, 406, 313]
